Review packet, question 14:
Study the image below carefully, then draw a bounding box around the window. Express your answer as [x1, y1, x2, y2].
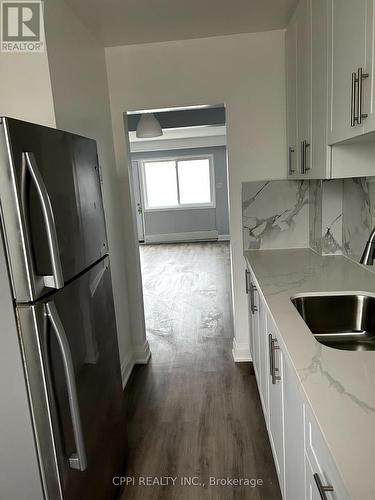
[142, 156, 214, 210]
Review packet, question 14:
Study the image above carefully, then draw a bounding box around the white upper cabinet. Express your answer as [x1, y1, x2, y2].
[286, 0, 330, 179]
[364, 1, 375, 132]
[328, 0, 368, 144]
[286, 12, 298, 177]
[286, 0, 375, 178]
[296, 0, 311, 177]
[310, 0, 330, 178]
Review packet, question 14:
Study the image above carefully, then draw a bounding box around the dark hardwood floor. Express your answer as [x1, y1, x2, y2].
[120, 242, 282, 500]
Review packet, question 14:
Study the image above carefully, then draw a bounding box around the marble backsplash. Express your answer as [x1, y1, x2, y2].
[242, 180, 309, 250]
[242, 177, 375, 263]
[342, 178, 375, 263]
[309, 180, 342, 255]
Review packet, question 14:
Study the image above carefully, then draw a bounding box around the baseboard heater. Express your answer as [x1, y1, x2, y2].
[145, 230, 219, 244]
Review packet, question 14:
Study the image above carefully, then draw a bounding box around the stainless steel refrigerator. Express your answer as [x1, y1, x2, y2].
[0, 117, 126, 499]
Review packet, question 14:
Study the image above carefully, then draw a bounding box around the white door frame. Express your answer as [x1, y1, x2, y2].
[131, 160, 145, 242]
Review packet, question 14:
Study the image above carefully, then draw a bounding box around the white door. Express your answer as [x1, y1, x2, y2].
[131, 161, 145, 242]
[328, 0, 368, 144]
[286, 13, 298, 177]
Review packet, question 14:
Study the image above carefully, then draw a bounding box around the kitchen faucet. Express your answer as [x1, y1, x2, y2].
[360, 227, 375, 265]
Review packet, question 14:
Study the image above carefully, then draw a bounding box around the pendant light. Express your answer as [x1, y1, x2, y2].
[136, 113, 163, 138]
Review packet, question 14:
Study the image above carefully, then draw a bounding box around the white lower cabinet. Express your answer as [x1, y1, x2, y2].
[245, 264, 350, 500]
[258, 295, 269, 416]
[267, 315, 285, 495]
[304, 405, 350, 500]
[250, 273, 261, 382]
[284, 360, 305, 500]
[246, 269, 255, 360]
[247, 269, 269, 417]
[305, 454, 322, 500]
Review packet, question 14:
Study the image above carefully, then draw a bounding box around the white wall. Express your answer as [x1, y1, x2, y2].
[0, 12, 57, 500]
[42, 0, 142, 382]
[0, 0, 144, 384]
[105, 30, 287, 360]
[0, 52, 55, 127]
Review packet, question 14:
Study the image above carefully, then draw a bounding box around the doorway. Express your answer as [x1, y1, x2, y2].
[126, 105, 229, 245]
[126, 103, 233, 345]
[120, 104, 281, 500]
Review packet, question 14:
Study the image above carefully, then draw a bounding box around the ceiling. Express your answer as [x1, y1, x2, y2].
[127, 106, 225, 131]
[64, 0, 298, 47]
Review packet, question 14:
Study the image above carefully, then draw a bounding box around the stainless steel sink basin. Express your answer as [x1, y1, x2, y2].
[291, 293, 375, 351]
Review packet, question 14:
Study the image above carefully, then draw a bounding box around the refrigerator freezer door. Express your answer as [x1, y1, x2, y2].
[17, 257, 126, 500]
[0, 117, 108, 302]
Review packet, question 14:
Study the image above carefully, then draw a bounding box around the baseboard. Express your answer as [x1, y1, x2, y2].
[217, 234, 230, 241]
[133, 339, 151, 364]
[120, 340, 151, 388]
[120, 350, 135, 388]
[145, 230, 218, 244]
[232, 338, 252, 362]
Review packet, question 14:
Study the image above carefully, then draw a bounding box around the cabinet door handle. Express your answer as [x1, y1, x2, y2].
[304, 140, 311, 172]
[245, 269, 250, 294]
[300, 140, 305, 174]
[250, 282, 258, 314]
[268, 334, 281, 384]
[351, 71, 357, 126]
[357, 67, 369, 125]
[288, 146, 295, 175]
[313, 473, 334, 500]
[300, 140, 310, 174]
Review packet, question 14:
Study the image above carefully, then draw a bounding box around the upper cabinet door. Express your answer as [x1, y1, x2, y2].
[364, 1, 375, 133]
[286, 13, 298, 178]
[310, 0, 330, 178]
[296, 0, 311, 176]
[328, 0, 368, 144]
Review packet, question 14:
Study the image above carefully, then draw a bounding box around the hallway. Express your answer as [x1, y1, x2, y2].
[121, 242, 281, 500]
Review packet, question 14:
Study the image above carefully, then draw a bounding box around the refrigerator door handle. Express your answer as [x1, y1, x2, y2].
[23, 152, 64, 289]
[45, 301, 88, 472]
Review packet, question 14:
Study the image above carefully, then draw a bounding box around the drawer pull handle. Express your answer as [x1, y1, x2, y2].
[351, 71, 357, 126]
[268, 334, 281, 384]
[288, 146, 295, 174]
[250, 284, 258, 314]
[357, 67, 369, 125]
[245, 269, 250, 294]
[313, 473, 334, 500]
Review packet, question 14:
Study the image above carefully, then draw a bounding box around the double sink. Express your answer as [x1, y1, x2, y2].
[291, 293, 375, 351]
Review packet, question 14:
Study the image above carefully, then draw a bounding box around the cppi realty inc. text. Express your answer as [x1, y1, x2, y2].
[113, 476, 264, 488]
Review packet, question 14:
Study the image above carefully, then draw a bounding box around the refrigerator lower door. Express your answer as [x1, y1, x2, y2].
[17, 257, 126, 500]
[0, 117, 108, 302]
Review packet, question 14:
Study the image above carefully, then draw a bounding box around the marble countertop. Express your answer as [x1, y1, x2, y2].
[244, 248, 375, 500]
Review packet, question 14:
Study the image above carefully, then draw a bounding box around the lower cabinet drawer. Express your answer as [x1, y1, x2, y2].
[304, 405, 349, 500]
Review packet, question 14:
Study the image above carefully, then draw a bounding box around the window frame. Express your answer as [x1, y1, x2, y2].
[141, 154, 216, 212]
